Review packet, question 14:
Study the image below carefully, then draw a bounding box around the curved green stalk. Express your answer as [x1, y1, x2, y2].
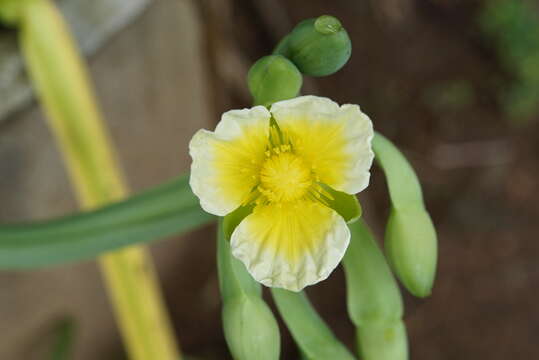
[342, 220, 402, 325]
[271, 289, 356, 360]
[372, 132, 437, 297]
[342, 220, 408, 359]
[0, 175, 213, 269]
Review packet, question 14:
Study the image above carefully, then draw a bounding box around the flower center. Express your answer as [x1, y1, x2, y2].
[259, 148, 312, 203]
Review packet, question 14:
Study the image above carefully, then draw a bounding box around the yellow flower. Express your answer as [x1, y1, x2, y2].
[190, 96, 374, 291]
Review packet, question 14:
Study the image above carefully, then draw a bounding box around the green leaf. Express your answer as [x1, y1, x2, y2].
[271, 289, 356, 360]
[0, 174, 214, 269]
[372, 132, 437, 297]
[217, 219, 281, 360]
[342, 219, 403, 326]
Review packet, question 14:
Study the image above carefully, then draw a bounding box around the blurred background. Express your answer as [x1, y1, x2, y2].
[0, 0, 538, 359]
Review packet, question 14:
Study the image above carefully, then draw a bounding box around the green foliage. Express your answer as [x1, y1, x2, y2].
[271, 289, 356, 360]
[274, 15, 352, 77]
[372, 133, 437, 298]
[480, 0, 539, 122]
[248, 55, 302, 107]
[217, 220, 281, 360]
[0, 175, 213, 269]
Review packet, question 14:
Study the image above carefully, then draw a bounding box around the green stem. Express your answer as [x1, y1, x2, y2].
[0, 175, 213, 269]
[271, 289, 356, 360]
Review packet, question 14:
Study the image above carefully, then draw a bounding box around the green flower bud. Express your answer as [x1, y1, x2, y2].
[385, 207, 437, 297]
[274, 15, 352, 77]
[372, 132, 438, 298]
[222, 296, 281, 360]
[248, 55, 302, 106]
[357, 321, 408, 360]
[343, 220, 403, 326]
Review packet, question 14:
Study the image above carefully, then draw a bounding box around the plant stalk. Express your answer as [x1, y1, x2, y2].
[17, 0, 180, 359]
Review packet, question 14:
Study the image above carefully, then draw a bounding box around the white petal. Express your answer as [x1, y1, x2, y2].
[230, 201, 350, 292]
[189, 106, 270, 216]
[270, 95, 374, 194]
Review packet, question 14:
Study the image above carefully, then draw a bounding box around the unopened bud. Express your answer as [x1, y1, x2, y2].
[222, 296, 280, 360]
[385, 207, 437, 297]
[248, 55, 302, 106]
[274, 15, 352, 77]
[372, 133, 438, 298]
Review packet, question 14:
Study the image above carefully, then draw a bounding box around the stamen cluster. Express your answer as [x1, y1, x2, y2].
[245, 120, 334, 207]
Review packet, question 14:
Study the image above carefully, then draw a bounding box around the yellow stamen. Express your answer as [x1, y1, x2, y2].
[259, 152, 313, 203]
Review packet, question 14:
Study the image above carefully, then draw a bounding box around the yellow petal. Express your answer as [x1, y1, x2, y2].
[270, 96, 374, 194]
[230, 200, 350, 291]
[189, 106, 270, 216]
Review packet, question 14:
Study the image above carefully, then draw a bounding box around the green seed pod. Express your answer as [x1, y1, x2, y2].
[274, 15, 352, 77]
[222, 296, 281, 360]
[357, 321, 408, 360]
[372, 133, 438, 298]
[342, 220, 403, 326]
[248, 55, 302, 107]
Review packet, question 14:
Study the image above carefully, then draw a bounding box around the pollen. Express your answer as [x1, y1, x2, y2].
[259, 150, 313, 203]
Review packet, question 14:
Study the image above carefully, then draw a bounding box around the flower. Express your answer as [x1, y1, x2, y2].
[189, 96, 374, 291]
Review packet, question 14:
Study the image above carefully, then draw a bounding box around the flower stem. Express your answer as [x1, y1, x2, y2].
[17, 0, 180, 359]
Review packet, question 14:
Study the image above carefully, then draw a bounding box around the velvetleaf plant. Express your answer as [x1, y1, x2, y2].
[0, 7, 438, 360]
